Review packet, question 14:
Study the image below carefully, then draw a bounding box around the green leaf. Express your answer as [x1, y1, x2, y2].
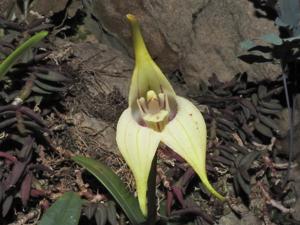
[72, 156, 146, 225]
[259, 33, 283, 45]
[240, 39, 256, 50]
[0, 31, 48, 80]
[38, 192, 82, 225]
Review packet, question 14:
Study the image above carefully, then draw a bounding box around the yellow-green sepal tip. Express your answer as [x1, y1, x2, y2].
[126, 14, 176, 109]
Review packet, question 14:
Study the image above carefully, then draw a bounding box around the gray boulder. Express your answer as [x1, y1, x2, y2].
[84, 0, 280, 87]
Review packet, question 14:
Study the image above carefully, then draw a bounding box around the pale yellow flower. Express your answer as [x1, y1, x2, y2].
[116, 14, 224, 216]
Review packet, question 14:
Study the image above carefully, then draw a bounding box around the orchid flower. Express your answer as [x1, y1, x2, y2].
[116, 14, 225, 216]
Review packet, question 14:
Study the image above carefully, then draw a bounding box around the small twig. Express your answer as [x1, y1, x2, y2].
[75, 169, 107, 202]
[12, 74, 36, 105]
[53, 146, 74, 159]
[257, 181, 294, 214]
[232, 133, 244, 146]
[0, 151, 17, 162]
[227, 197, 249, 216]
[263, 155, 298, 170]
[157, 167, 171, 190]
[252, 137, 276, 151]
[8, 209, 40, 225]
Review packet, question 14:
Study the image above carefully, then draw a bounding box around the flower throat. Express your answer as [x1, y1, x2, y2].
[137, 90, 170, 132]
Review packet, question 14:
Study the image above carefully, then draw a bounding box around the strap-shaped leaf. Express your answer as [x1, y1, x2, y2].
[0, 31, 48, 80]
[259, 33, 283, 45]
[72, 156, 146, 225]
[38, 192, 82, 225]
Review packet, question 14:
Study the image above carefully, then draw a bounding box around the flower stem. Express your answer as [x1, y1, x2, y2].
[146, 153, 157, 225]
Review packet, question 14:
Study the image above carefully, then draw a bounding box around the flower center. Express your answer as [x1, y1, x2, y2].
[137, 90, 170, 132]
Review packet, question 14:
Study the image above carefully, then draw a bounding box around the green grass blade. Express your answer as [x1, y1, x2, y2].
[38, 192, 82, 225]
[0, 31, 48, 80]
[72, 156, 146, 225]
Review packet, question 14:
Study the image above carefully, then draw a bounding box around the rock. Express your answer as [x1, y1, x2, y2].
[68, 40, 133, 99]
[275, 94, 300, 162]
[219, 212, 262, 225]
[72, 112, 118, 153]
[276, 123, 300, 163]
[83, 0, 280, 88]
[219, 212, 240, 225]
[240, 213, 263, 225]
[0, 0, 12, 17]
[30, 0, 70, 17]
[51, 38, 132, 98]
[49, 39, 134, 154]
[0, 0, 77, 23]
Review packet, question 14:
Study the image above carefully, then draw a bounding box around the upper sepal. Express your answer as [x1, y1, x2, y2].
[126, 14, 176, 109]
